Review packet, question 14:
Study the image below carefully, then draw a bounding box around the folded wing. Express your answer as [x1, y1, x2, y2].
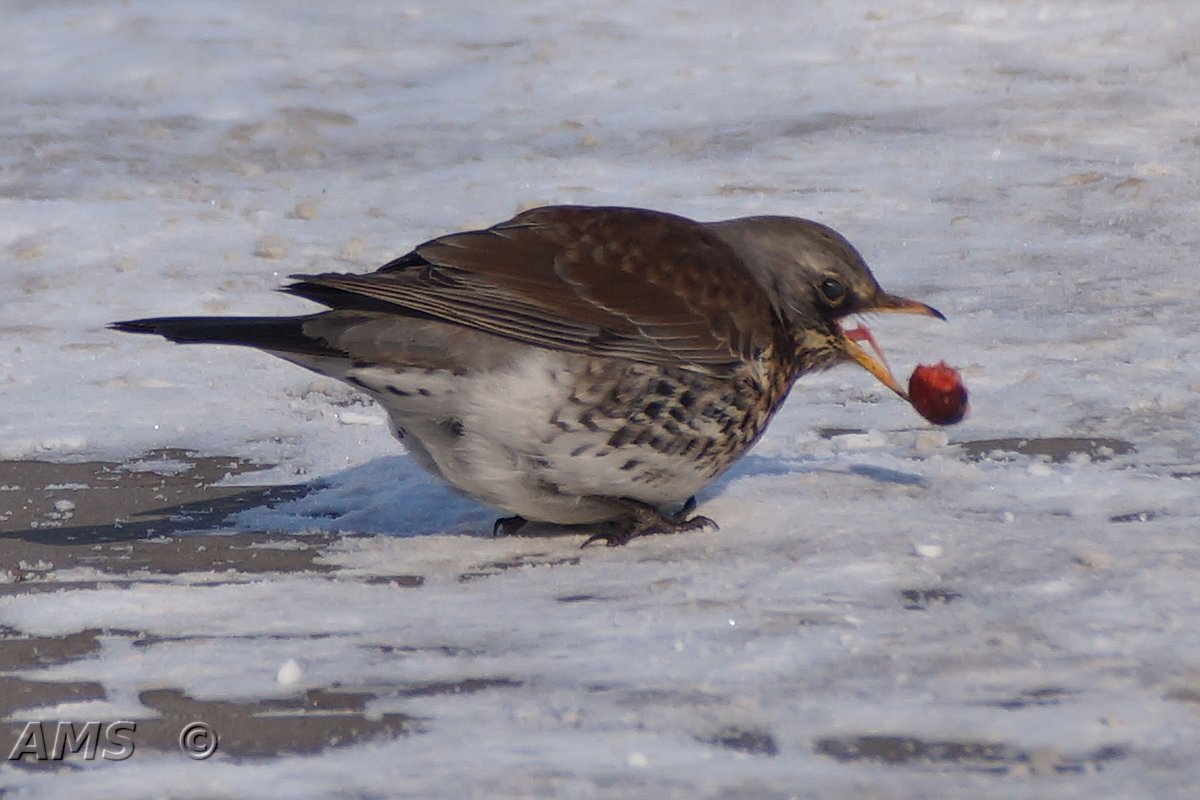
[286, 206, 781, 376]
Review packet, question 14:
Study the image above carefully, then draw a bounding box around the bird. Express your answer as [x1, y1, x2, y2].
[112, 205, 943, 546]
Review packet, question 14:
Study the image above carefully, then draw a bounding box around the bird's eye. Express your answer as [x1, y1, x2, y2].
[819, 278, 847, 307]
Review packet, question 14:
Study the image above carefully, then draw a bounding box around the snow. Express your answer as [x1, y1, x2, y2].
[3, 0, 1200, 797]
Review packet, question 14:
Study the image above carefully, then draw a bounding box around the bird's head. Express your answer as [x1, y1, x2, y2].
[707, 216, 943, 398]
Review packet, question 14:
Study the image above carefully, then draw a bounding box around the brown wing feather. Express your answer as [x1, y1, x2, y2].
[288, 206, 780, 375]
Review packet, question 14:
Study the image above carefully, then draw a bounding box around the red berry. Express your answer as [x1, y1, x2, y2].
[908, 362, 969, 425]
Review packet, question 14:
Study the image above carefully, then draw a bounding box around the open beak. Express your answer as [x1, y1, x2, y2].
[871, 292, 946, 321]
[839, 292, 944, 401]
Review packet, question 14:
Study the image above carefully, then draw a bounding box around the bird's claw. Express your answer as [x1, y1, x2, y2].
[580, 497, 719, 548]
[492, 515, 527, 537]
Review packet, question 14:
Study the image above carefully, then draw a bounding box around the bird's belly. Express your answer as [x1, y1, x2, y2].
[345, 350, 765, 524]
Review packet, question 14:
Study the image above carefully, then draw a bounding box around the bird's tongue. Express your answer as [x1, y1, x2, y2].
[841, 321, 908, 400]
[843, 322, 893, 372]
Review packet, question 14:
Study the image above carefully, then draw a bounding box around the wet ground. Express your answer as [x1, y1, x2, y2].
[1, 436, 1177, 779]
[0, 452, 621, 765]
[0, 452, 390, 761]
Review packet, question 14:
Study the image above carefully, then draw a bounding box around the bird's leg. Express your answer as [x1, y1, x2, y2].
[581, 496, 718, 548]
[672, 495, 698, 522]
[492, 515, 528, 537]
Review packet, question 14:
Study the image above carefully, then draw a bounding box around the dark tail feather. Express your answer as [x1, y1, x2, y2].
[110, 315, 344, 358]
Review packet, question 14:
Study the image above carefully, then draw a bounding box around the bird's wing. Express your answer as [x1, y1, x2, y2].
[286, 206, 780, 375]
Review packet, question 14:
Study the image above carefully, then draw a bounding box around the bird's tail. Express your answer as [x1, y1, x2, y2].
[110, 315, 344, 358]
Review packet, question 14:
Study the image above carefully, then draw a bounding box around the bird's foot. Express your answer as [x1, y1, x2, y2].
[492, 515, 528, 537]
[581, 496, 718, 548]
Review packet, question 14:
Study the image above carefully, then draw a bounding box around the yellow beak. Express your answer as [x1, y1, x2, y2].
[840, 293, 944, 400]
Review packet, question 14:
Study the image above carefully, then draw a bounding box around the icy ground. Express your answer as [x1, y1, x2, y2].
[3, 0, 1200, 797]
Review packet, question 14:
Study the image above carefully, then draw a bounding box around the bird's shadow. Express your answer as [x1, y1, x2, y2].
[719, 453, 926, 487]
[0, 451, 486, 545]
[0, 451, 925, 546]
[252, 453, 925, 538]
[227, 456, 494, 537]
